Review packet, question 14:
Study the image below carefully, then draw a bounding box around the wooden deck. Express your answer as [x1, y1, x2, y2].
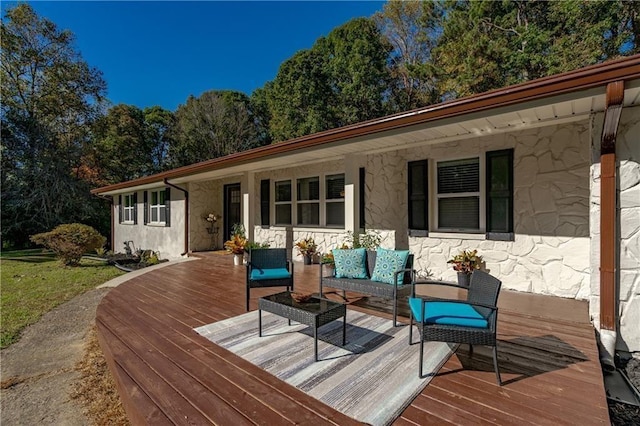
[96, 254, 610, 425]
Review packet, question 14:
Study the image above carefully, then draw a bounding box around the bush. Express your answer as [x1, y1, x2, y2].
[30, 223, 106, 266]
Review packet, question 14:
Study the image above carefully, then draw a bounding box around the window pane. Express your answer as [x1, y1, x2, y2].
[297, 177, 319, 201]
[438, 197, 480, 229]
[160, 206, 167, 223]
[151, 208, 158, 222]
[326, 202, 344, 226]
[159, 190, 166, 205]
[275, 181, 291, 202]
[488, 155, 510, 192]
[410, 165, 426, 196]
[151, 191, 158, 205]
[275, 204, 291, 224]
[438, 158, 479, 194]
[326, 174, 345, 200]
[297, 203, 319, 225]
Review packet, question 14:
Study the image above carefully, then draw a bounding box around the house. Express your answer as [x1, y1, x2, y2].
[92, 55, 640, 357]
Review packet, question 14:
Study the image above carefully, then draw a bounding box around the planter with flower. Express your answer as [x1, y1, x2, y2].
[321, 251, 335, 276]
[295, 237, 317, 265]
[224, 224, 248, 265]
[447, 249, 483, 288]
[203, 213, 221, 249]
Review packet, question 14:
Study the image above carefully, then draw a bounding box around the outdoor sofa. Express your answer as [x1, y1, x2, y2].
[319, 249, 414, 327]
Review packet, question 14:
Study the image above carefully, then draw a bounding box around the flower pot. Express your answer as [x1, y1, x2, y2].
[457, 272, 471, 288]
[233, 253, 243, 266]
[303, 254, 312, 265]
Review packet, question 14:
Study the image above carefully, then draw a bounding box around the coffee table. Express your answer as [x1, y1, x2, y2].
[258, 291, 346, 361]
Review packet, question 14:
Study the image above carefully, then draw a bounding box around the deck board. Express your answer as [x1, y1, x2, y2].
[96, 254, 610, 425]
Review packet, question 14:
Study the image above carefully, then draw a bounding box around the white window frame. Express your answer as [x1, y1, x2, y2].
[149, 189, 167, 225]
[274, 179, 292, 225]
[271, 172, 345, 228]
[296, 175, 321, 226]
[432, 156, 486, 233]
[123, 193, 135, 223]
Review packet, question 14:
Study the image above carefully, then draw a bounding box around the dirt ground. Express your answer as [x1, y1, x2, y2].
[1, 283, 639, 425]
[0, 287, 126, 425]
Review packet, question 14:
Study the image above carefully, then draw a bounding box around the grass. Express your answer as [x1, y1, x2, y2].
[0, 251, 124, 348]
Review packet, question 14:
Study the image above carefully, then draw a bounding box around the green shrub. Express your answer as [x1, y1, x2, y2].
[30, 223, 106, 266]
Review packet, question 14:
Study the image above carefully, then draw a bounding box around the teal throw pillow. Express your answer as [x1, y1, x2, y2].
[371, 247, 410, 285]
[333, 248, 368, 279]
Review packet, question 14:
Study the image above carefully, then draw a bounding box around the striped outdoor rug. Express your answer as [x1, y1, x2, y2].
[194, 309, 456, 426]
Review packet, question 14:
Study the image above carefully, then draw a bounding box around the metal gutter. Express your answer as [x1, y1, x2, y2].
[91, 54, 640, 195]
[163, 179, 189, 256]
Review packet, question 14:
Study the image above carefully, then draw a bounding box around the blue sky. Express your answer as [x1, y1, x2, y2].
[6, 1, 385, 111]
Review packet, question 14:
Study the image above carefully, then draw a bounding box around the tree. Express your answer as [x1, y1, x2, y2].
[374, 0, 444, 110]
[90, 104, 175, 184]
[266, 17, 392, 142]
[168, 90, 263, 167]
[1, 4, 108, 247]
[434, 0, 640, 98]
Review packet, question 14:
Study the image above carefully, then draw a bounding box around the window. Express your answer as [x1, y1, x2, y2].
[297, 176, 320, 226]
[275, 180, 292, 225]
[408, 150, 513, 239]
[144, 188, 170, 226]
[150, 189, 167, 223]
[437, 157, 480, 231]
[325, 174, 345, 226]
[123, 193, 136, 223]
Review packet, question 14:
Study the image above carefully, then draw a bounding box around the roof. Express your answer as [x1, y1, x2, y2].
[93, 54, 640, 196]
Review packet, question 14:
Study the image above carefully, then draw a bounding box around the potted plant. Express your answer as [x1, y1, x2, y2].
[321, 250, 335, 276]
[224, 224, 247, 266]
[447, 249, 483, 287]
[295, 237, 317, 265]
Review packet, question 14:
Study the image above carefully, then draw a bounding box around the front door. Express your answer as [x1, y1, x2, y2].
[224, 183, 242, 239]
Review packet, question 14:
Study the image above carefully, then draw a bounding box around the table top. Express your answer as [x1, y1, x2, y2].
[260, 291, 344, 315]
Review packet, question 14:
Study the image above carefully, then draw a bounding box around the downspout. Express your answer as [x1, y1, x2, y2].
[164, 179, 190, 256]
[598, 81, 624, 372]
[97, 194, 115, 252]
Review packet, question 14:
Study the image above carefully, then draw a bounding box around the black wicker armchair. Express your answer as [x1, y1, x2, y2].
[246, 248, 293, 311]
[408, 269, 502, 385]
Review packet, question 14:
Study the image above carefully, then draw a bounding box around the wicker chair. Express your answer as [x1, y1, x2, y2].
[246, 248, 293, 311]
[408, 269, 502, 385]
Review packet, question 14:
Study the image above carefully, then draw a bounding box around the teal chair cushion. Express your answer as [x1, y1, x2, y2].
[333, 248, 368, 279]
[409, 297, 488, 328]
[370, 247, 410, 285]
[250, 268, 291, 281]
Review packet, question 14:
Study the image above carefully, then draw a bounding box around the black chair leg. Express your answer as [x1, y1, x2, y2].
[469, 344, 474, 356]
[493, 346, 502, 386]
[419, 333, 425, 378]
[408, 314, 414, 344]
[246, 287, 250, 311]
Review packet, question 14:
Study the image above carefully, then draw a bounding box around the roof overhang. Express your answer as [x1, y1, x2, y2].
[93, 55, 640, 196]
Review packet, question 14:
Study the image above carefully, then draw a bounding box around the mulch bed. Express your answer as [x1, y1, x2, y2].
[609, 357, 640, 425]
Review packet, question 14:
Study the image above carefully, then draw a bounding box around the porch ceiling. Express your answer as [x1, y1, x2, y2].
[98, 78, 640, 195]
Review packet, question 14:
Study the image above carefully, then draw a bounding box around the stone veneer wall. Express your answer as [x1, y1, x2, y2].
[590, 106, 640, 353]
[189, 180, 223, 252]
[366, 121, 592, 298]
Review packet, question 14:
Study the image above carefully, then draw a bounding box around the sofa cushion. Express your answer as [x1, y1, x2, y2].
[333, 248, 368, 279]
[409, 298, 488, 328]
[370, 248, 410, 285]
[250, 268, 291, 281]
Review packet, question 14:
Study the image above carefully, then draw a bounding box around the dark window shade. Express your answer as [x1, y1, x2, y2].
[326, 174, 345, 199]
[275, 180, 291, 202]
[408, 160, 428, 231]
[297, 203, 319, 225]
[439, 197, 480, 229]
[143, 191, 149, 225]
[326, 202, 345, 226]
[133, 192, 138, 224]
[164, 188, 171, 227]
[118, 195, 123, 224]
[260, 179, 270, 226]
[359, 168, 365, 228]
[486, 149, 514, 238]
[437, 158, 479, 193]
[275, 205, 291, 225]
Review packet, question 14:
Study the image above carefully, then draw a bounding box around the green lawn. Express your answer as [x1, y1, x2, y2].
[0, 252, 125, 348]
